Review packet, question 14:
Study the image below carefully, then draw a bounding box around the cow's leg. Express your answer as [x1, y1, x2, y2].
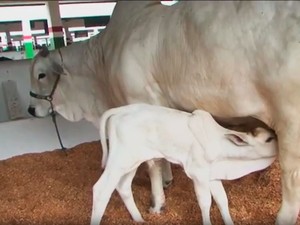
[90, 169, 122, 225]
[161, 159, 173, 188]
[209, 181, 234, 225]
[116, 169, 144, 222]
[275, 125, 300, 225]
[147, 160, 166, 213]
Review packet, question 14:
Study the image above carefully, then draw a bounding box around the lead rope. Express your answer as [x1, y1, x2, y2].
[49, 98, 66, 153]
[50, 102, 66, 151]
[51, 48, 66, 152]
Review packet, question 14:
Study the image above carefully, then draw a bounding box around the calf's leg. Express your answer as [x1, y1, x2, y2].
[161, 159, 173, 188]
[90, 169, 122, 225]
[209, 181, 234, 225]
[116, 169, 144, 222]
[147, 160, 166, 213]
[190, 169, 212, 225]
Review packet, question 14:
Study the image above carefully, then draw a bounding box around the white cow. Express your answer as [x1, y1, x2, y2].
[90, 103, 277, 225]
[28, 2, 300, 223]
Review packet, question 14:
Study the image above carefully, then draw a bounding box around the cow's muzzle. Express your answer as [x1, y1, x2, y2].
[28, 74, 59, 118]
[27, 106, 36, 117]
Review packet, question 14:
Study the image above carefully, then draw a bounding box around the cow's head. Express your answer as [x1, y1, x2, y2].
[28, 46, 65, 118]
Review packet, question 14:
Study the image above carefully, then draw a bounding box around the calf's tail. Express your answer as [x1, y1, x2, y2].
[99, 108, 116, 168]
[100, 104, 142, 168]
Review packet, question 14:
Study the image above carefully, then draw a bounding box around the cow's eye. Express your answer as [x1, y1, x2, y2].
[38, 73, 46, 80]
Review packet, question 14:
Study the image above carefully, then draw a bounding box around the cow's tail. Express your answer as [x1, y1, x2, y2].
[100, 104, 142, 168]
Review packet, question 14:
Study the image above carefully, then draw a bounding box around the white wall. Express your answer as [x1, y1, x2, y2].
[0, 59, 32, 122]
[0, 115, 99, 160]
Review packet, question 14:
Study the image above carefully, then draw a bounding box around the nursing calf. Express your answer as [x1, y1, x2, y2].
[91, 104, 277, 225]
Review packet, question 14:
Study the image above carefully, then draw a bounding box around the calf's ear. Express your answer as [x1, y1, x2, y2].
[225, 133, 249, 146]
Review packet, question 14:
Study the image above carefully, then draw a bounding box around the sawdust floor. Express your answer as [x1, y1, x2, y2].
[0, 141, 299, 225]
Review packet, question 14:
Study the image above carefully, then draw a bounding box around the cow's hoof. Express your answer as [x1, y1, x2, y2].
[163, 179, 173, 189]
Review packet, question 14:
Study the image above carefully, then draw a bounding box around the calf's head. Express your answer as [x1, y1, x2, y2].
[225, 127, 277, 158]
[210, 127, 277, 181]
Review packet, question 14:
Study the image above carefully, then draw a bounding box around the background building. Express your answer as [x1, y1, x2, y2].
[0, 1, 116, 60]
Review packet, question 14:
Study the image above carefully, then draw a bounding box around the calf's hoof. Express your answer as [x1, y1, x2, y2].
[163, 179, 173, 189]
[149, 205, 165, 214]
[149, 197, 165, 214]
[134, 218, 145, 223]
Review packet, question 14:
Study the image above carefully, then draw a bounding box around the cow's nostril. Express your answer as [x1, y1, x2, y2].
[28, 106, 36, 117]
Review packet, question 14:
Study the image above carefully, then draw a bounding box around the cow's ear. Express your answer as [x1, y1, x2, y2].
[39, 46, 49, 57]
[52, 62, 65, 75]
[225, 133, 249, 146]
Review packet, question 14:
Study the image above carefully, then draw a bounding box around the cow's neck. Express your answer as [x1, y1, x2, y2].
[54, 36, 110, 125]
